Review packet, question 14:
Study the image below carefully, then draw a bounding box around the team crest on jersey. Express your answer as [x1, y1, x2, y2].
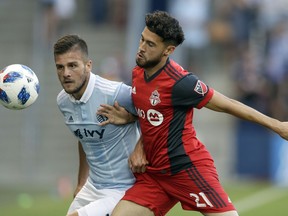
[149, 90, 161, 106]
[194, 80, 208, 96]
[96, 114, 108, 123]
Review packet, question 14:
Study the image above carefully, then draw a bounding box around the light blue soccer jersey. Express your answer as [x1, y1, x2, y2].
[57, 73, 139, 190]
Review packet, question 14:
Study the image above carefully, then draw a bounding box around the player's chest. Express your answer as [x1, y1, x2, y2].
[132, 75, 174, 107]
[132, 79, 174, 126]
[62, 103, 113, 142]
[65, 117, 121, 143]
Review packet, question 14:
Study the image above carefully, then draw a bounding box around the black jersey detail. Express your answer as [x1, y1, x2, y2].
[167, 106, 193, 174]
[186, 167, 227, 208]
[172, 73, 208, 108]
[164, 62, 184, 81]
[144, 69, 163, 82]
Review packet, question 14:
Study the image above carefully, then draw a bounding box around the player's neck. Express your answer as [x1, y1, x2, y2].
[145, 58, 168, 78]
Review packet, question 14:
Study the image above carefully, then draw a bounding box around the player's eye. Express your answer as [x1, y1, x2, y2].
[56, 65, 64, 71]
[69, 64, 78, 69]
[147, 42, 154, 47]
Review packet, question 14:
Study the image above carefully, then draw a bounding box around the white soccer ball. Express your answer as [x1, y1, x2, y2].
[0, 64, 40, 110]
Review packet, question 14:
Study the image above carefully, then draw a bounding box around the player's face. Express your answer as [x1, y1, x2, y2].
[55, 49, 92, 100]
[136, 27, 175, 74]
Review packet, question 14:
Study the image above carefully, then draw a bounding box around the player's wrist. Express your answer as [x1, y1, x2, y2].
[127, 112, 137, 123]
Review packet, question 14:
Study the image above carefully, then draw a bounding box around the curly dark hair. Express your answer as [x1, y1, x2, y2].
[145, 10, 185, 46]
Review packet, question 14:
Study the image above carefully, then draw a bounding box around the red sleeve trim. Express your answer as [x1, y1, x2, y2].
[196, 88, 214, 109]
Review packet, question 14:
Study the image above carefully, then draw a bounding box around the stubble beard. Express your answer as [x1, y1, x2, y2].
[136, 56, 161, 69]
[71, 76, 87, 96]
[65, 70, 88, 98]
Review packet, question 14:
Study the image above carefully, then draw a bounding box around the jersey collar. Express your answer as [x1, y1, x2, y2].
[144, 58, 170, 82]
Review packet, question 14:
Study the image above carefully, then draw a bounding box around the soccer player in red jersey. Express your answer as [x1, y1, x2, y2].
[98, 10, 288, 216]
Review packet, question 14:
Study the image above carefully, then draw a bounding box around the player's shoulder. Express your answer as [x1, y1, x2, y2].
[94, 74, 123, 94]
[168, 59, 188, 73]
[56, 89, 69, 105]
[163, 59, 189, 81]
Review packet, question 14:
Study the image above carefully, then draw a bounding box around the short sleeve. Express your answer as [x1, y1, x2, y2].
[172, 73, 214, 109]
[114, 83, 137, 115]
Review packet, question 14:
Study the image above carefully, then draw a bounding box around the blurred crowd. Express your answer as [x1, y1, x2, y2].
[40, 0, 77, 46]
[40, 0, 288, 120]
[163, 0, 288, 121]
[215, 0, 288, 121]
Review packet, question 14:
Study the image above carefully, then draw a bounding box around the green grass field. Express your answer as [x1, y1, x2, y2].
[1, 181, 288, 216]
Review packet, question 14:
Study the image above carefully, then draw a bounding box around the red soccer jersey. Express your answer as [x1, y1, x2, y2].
[132, 59, 215, 175]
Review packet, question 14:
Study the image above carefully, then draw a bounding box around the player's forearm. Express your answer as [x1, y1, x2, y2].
[74, 154, 89, 197]
[226, 98, 281, 131]
[77, 164, 89, 185]
[207, 91, 282, 134]
[77, 141, 89, 187]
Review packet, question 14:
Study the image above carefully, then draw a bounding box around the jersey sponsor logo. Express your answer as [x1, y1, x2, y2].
[149, 90, 161, 106]
[73, 128, 105, 139]
[194, 80, 208, 96]
[136, 107, 146, 119]
[147, 109, 163, 126]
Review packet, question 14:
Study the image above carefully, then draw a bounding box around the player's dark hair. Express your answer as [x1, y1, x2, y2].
[53, 34, 88, 59]
[145, 10, 185, 46]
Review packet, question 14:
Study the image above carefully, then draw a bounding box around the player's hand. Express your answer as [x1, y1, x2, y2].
[97, 101, 137, 126]
[129, 138, 149, 173]
[129, 152, 149, 173]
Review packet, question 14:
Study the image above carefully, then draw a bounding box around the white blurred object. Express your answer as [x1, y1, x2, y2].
[55, 0, 76, 19]
[169, 0, 210, 48]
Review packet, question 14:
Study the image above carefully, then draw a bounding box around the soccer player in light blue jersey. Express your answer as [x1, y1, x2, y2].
[53, 34, 145, 216]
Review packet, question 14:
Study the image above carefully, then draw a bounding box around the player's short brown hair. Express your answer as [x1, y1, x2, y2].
[54, 34, 88, 59]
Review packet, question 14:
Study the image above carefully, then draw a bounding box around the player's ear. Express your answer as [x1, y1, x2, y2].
[164, 45, 175, 56]
[86, 60, 92, 71]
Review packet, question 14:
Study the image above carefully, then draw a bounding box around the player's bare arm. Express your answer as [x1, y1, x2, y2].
[74, 141, 89, 198]
[205, 90, 288, 140]
[97, 101, 137, 126]
[128, 136, 149, 173]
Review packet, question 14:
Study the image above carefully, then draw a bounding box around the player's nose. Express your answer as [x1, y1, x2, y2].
[62, 67, 71, 77]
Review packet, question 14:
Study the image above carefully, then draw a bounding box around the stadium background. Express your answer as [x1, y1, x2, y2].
[0, 0, 287, 215]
